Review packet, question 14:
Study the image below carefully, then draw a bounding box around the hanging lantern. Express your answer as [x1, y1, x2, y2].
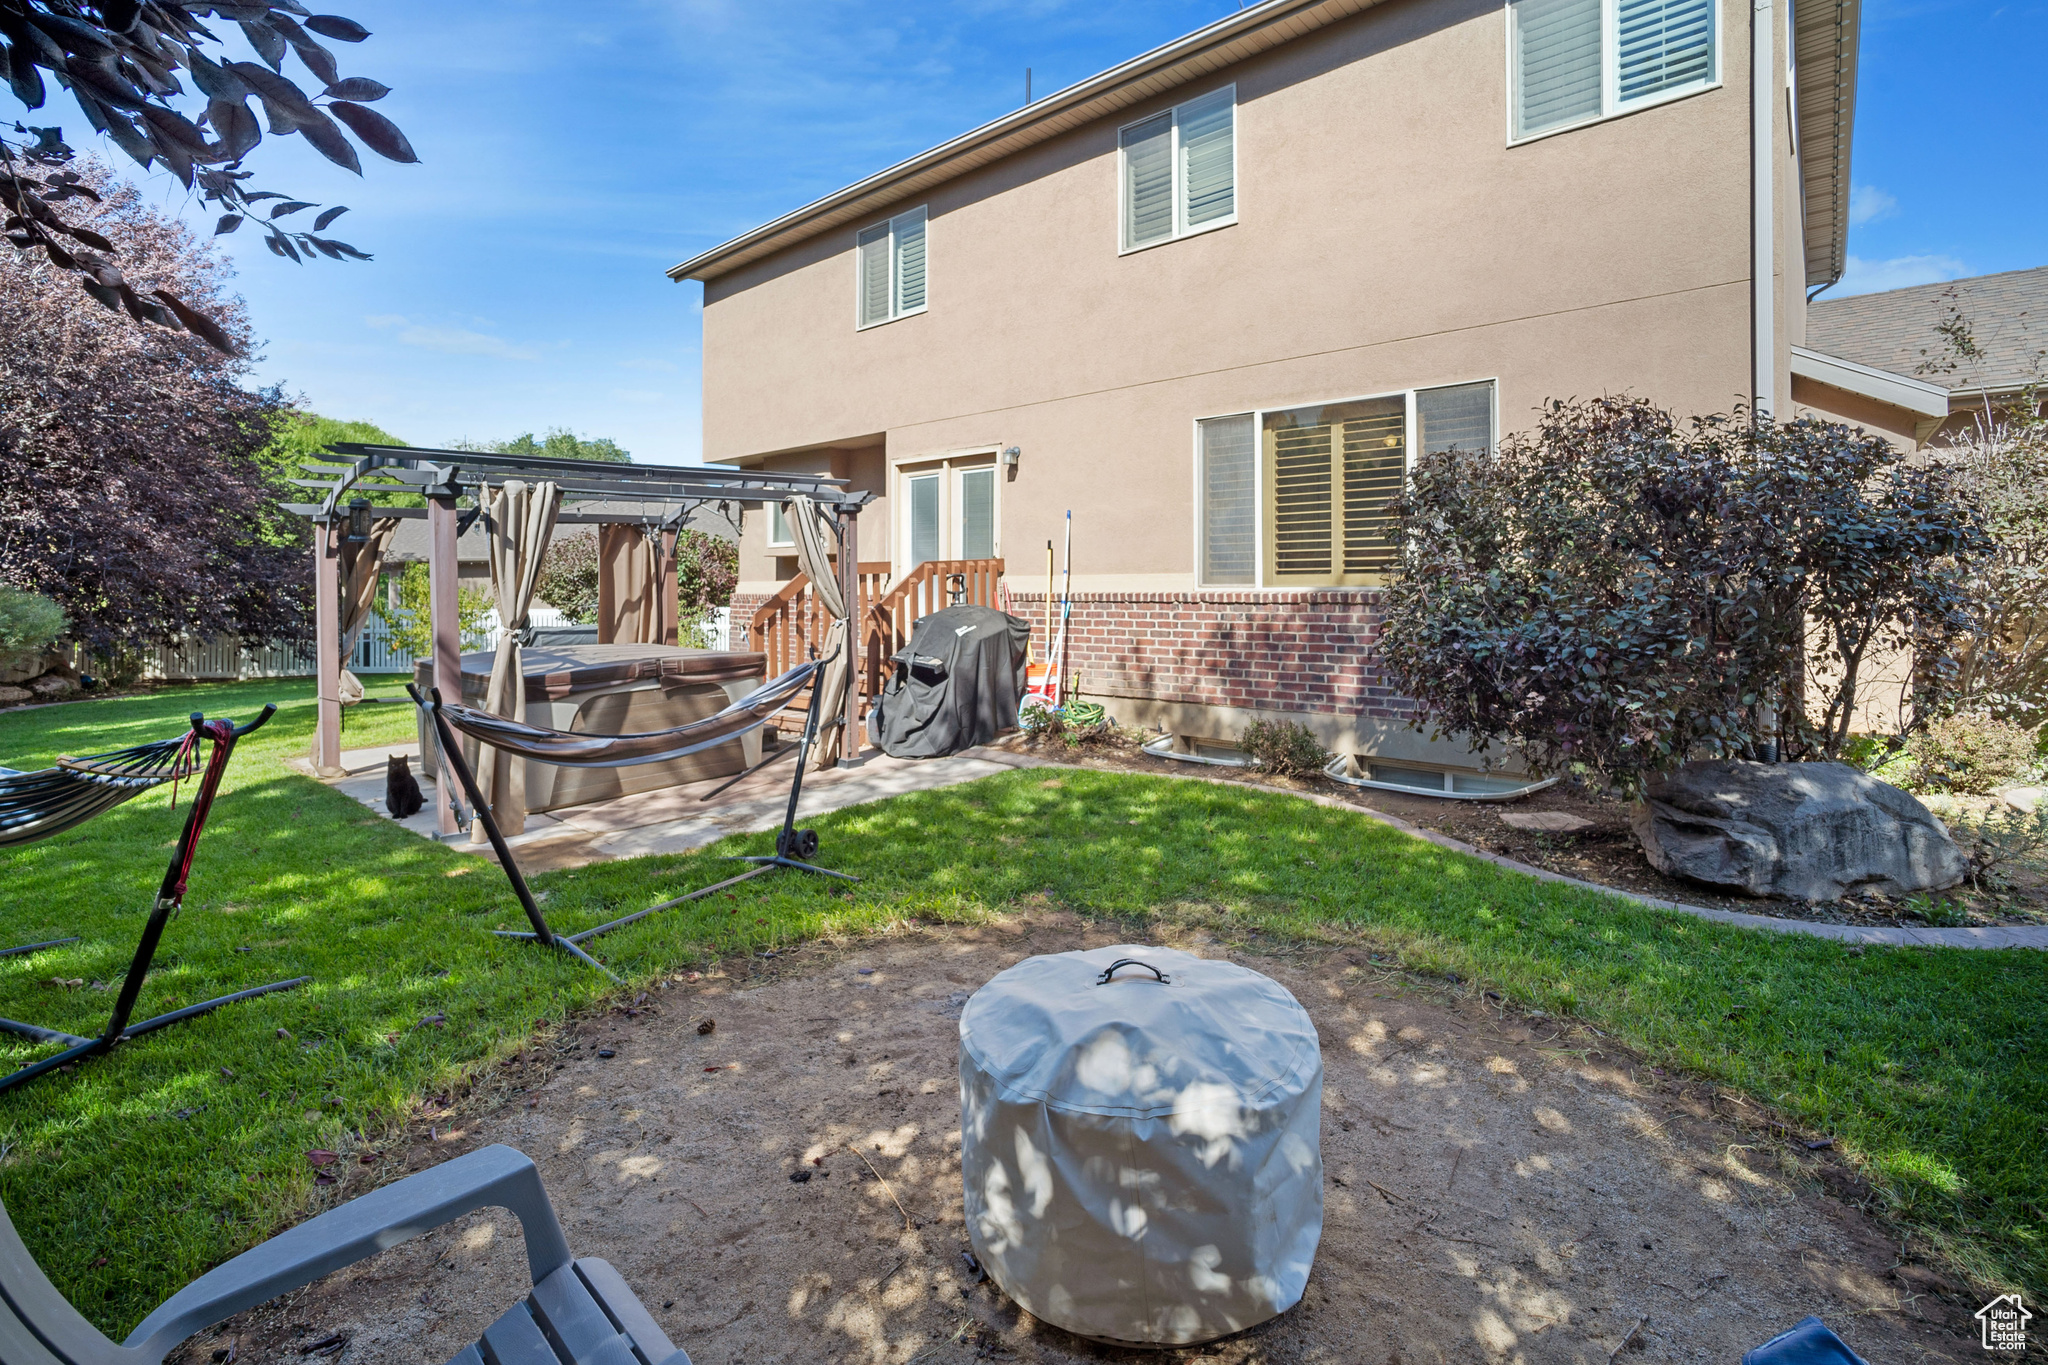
[345, 498, 372, 545]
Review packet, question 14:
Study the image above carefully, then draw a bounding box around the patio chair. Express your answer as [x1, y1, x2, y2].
[409, 655, 856, 980]
[0, 1144, 692, 1365]
[0, 707, 309, 1093]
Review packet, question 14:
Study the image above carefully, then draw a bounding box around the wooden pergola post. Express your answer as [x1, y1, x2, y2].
[311, 519, 343, 775]
[427, 490, 463, 836]
[839, 506, 861, 765]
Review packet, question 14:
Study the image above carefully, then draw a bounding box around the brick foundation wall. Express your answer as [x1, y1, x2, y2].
[1007, 590, 1413, 724]
[730, 588, 1414, 728]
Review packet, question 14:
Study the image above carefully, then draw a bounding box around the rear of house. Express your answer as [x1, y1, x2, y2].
[673, 0, 1924, 776]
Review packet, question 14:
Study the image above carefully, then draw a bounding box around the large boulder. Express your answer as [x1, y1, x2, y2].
[1630, 760, 1967, 901]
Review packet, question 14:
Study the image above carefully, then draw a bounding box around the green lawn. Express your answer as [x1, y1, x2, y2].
[0, 679, 2040, 1336]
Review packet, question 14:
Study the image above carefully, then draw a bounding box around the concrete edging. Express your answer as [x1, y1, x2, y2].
[957, 747, 2048, 952]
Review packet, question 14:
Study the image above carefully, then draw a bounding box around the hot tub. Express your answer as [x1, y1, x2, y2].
[414, 644, 768, 812]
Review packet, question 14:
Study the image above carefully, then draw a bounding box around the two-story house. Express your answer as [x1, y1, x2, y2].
[669, 0, 1943, 780]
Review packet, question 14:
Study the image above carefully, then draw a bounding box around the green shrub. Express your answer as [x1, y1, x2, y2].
[535, 534, 600, 625]
[1239, 720, 1332, 780]
[374, 564, 494, 658]
[1907, 712, 2040, 794]
[0, 586, 67, 658]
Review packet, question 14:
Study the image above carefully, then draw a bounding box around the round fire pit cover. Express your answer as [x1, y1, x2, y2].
[958, 944, 1323, 1346]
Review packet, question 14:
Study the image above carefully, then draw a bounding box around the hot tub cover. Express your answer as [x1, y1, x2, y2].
[958, 944, 1322, 1346]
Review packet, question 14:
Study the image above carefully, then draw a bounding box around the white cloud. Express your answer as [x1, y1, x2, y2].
[1849, 184, 1898, 226]
[1833, 253, 1969, 297]
[364, 314, 539, 361]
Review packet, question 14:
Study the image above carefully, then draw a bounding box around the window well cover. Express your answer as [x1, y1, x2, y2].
[959, 944, 1323, 1346]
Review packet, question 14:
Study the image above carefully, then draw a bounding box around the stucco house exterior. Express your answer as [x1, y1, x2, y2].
[670, 0, 1945, 775]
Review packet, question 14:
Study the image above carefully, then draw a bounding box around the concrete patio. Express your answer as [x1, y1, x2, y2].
[294, 740, 1016, 871]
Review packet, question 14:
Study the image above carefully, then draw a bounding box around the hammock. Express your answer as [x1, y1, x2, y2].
[427, 659, 819, 770]
[0, 708, 308, 1093]
[0, 734, 207, 850]
[408, 658, 856, 978]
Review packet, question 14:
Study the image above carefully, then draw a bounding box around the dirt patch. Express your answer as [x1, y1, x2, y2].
[188, 917, 1980, 1364]
[990, 732, 2046, 929]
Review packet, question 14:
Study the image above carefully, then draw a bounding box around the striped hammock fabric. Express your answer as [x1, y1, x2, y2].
[0, 733, 203, 849]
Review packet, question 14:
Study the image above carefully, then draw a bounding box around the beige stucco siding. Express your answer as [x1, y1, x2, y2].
[706, 0, 1794, 591]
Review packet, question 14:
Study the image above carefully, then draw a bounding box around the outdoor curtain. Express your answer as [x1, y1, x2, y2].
[473, 480, 562, 842]
[787, 495, 851, 768]
[336, 517, 399, 706]
[596, 524, 677, 646]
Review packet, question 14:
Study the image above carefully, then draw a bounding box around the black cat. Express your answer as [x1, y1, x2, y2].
[385, 754, 425, 819]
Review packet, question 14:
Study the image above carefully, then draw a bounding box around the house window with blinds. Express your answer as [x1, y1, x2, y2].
[1196, 381, 1496, 587]
[1509, 0, 1716, 141]
[1119, 85, 1236, 253]
[855, 206, 928, 329]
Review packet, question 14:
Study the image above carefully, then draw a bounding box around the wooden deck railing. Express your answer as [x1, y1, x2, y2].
[746, 557, 1005, 717]
[748, 561, 891, 683]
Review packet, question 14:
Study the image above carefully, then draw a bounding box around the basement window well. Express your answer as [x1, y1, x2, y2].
[1323, 755, 1555, 801]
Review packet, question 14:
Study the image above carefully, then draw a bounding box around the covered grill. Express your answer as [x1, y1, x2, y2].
[958, 945, 1323, 1347]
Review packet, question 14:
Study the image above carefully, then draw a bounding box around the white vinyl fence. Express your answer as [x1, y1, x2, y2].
[141, 606, 731, 681]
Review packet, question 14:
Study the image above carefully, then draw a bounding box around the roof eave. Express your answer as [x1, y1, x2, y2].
[666, 0, 1379, 284]
[1795, 0, 1862, 290]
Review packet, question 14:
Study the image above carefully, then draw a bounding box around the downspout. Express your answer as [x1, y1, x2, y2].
[1751, 0, 1775, 419]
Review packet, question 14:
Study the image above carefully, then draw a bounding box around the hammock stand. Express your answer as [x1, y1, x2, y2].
[0, 706, 310, 1093]
[409, 659, 858, 981]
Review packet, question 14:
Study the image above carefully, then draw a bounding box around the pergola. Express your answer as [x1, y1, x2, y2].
[286, 445, 871, 835]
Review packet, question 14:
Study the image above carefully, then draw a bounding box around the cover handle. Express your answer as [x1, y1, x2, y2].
[1095, 958, 1170, 986]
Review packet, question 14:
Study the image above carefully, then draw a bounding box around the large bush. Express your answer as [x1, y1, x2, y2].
[536, 535, 601, 625]
[0, 160, 307, 656]
[533, 529, 735, 632]
[1942, 413, 2048, 732]
[1380, 397, 1990, 792]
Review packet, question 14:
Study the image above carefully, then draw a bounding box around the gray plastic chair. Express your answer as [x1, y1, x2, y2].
[0, 1144, 691, 1365]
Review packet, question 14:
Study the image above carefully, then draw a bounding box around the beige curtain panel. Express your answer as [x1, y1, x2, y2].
[473, 480, 562, 842]
[787, 495, 850, 769]
[336, 517, 399, 706]
[597, 524, 675, 646]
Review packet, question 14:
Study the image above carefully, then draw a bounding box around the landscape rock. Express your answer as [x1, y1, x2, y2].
[27, 674, 74, 698]
[2002, 786, 2045, 814]
[1499, 811, 1595, 834]
[0, 685, 30, 705]
[1630, 760, 1967, 901]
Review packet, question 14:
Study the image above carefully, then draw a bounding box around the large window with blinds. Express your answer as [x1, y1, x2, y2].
[1508, 0, 1717, 141]
[1118, 85, 1236, 253]
[855, 205, 928, 329]
[898, 454, 998, 570]
[1197, 381, 1496, 587]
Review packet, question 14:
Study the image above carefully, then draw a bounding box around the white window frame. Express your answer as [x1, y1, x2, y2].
[1504, 0, 1722, 147]
[854, 205, 929, 330]
[1191, 379, 1498, 589]
[891, 446, 1001, 573]
[1116, 84, 1238, 256]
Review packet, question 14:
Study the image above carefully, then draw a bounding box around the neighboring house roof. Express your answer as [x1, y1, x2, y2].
[1808, 265, 2048, 396]
[382, 501, 738, 566]
[669, 0, 1864, 291]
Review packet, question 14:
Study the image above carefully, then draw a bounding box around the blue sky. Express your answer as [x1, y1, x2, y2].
[93, 0, 2048, 463]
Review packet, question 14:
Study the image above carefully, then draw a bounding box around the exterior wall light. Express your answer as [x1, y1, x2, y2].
[1001, 446, 1021, 469]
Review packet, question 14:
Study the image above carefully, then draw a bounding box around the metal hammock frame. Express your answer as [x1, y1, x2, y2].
[0, 707, 310, 1093]
[408, 659, 858, 979]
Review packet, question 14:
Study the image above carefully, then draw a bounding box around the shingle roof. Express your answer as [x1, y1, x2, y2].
[1808, 265, 2048, 395]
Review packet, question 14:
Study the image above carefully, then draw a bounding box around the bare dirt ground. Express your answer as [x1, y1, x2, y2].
[990, 731, 2047, 929]
[194, 916, 1981, 1365]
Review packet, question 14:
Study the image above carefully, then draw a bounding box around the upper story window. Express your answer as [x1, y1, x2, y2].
[1197, 381, 1495, 587]
[1509, 0, 1717, 142]
[856, 206, 927, 329]
[1119, 85, 1236, 253]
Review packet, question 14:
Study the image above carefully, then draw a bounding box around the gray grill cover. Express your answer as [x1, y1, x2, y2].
[869, 605, 1031, 758]
[959, 945, 1323, 1346]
